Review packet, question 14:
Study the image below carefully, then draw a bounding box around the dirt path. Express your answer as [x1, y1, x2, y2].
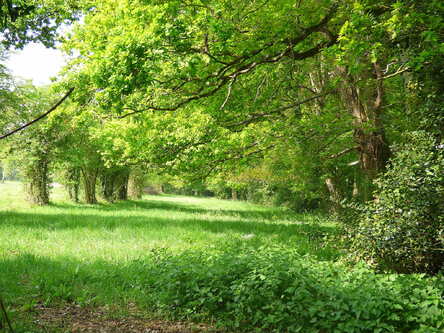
[31, 305, 223, 333]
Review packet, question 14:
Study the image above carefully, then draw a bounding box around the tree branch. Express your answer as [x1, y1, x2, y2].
[379, 66, 410, 80]
[220, 77, 236, 110]
[0, 88, 75, 140]
[327, 146, 358, 159]
[118, 4, 339, 119]
[200, 143, 276, 180]
[225, 91, 332, 129]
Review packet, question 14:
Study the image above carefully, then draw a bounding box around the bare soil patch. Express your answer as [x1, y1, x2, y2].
[32, 305, 223, 333]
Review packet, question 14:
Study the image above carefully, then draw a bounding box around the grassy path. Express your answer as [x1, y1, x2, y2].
[0, 182, 337, 332]
[0, 182, 337, 262]
[1, 182, 442, 332]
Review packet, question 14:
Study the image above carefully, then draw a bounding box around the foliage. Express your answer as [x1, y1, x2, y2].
[0, 49, 18, 133]
[0, 84, 61, 205]
[2, 0, 443, 211]
[59, 0, 443, 210]
[64, 0, 337, 111]
[145, 247, 444, 333]
[0, 0, 84, 49]
[57, 0, 362, 204]
[350, 132, 444, 274]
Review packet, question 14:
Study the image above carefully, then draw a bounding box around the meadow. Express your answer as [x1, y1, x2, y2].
[0, 182, 443, 332]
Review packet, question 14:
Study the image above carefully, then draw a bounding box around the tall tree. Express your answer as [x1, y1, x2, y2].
[59, 0, 443, 209]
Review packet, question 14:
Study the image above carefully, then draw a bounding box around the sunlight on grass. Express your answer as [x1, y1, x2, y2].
[1, 182, 442, 333]
[0, 182, 337, 264]
[0, 183, 339, 327]
[0, 182, 339, 299]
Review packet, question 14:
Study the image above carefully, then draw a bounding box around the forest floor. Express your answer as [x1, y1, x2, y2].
[0, 182, 338, 332]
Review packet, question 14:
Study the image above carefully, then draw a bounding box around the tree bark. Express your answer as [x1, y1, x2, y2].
[66, 168, 80, 203]
[337, 64, 391, 198]
[114, 170, 129, 201]
[128, 167, 145, 199]
[231, 188, 238, 200]
[325, 177, 341, 214]
[100, 170, 115, 202]
[82, 167, 98, 204]
[99, 168, 130, 201]
[24, 156, 50, 206]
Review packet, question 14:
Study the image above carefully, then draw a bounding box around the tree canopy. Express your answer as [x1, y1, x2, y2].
[0, 0, 85, 48]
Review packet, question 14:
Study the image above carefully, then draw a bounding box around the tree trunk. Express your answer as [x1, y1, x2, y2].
[100, 170, 116, 202]
[352, 176, 359, 199]
[66, 168, 80, 203]
[231, 188, 238, 200]
[82, 167, 98, 204]
[325, 177, 341, 214]
[337, 64, 391, 199]
[128, 167, 145, 199]
[24, 157, 50, 206]
[115, 170, 129, 201]
[100, 168, 130, 201]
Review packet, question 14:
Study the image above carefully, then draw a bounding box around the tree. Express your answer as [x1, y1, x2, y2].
[59, 0, 443, 211]
[60, 0, 383, 200]
[0, 0, 83, 49]
[50, 103, 103, 204]
[128, 166, 145, 199]
[1, 84, 61, 205]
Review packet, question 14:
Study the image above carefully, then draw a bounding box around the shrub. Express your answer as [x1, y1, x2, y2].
[136, 245, 444, 332]
[351, 131, 444, 274]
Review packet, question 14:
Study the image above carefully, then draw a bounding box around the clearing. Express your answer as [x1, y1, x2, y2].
[1, 182, 442, 332]
[0, 182, 336, 332]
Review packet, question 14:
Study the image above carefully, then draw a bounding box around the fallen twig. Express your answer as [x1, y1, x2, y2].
[0, 295, 14, 333]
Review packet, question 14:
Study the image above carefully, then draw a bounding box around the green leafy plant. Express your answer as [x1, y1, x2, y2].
[351, 131, 444, 274]
[141, 246, 444, 332]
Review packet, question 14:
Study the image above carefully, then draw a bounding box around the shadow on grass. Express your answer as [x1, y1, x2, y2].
[51, 197, 318, 222]
[0, 196, 341, 261]
[0, 209, 338, 247]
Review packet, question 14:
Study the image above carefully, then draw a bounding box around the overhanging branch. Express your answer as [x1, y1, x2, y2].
[0, 88, 74, 140]
[225, 91, 332, 130]
[117, 4, 339, 119]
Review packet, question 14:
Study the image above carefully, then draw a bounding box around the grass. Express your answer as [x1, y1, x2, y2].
[0, 182, 338, 262]
[1, 182, 443, 333]
[0, 182, 339, 331]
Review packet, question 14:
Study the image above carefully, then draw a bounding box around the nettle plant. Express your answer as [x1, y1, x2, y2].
[352, 131, 444, 274]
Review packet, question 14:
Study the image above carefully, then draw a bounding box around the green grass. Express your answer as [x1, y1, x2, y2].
[0, 182, 338, 331]
[0, 182, 338, 262]
[1, 182, 443, 333]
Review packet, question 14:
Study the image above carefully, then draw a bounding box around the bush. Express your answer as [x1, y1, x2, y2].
[136, 245, 444, 332]
[351, 131, 444, 274]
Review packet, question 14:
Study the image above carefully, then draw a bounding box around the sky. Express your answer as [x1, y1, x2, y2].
[5, 43, 67, 86]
